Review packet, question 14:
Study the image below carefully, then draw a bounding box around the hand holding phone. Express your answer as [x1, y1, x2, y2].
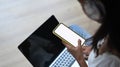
[52, 23, 85, 47]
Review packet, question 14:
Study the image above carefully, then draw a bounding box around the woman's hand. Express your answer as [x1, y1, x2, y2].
[62, 39, 88, 67]
[62, 39, 84, 60]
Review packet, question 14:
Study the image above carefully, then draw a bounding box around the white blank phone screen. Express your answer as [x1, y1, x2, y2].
[54, 24, 85, 47]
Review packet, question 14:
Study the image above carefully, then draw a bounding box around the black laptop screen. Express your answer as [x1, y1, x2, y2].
[18, 15, 65, 67]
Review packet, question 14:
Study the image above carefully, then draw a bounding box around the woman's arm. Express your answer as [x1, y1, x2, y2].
[77, 59, 88, 67]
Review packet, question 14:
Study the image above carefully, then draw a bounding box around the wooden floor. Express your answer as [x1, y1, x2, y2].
[0, 0, 100, 67]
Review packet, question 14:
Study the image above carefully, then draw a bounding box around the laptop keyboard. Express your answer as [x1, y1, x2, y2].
[50, 48, 75, 67]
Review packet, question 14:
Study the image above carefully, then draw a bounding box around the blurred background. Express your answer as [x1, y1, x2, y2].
[0, 0, 100, 67]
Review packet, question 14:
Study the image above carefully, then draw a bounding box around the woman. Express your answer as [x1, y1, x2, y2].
[63, 0, 120, 67]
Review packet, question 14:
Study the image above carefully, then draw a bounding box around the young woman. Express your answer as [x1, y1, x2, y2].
[63, 0, 120, 67]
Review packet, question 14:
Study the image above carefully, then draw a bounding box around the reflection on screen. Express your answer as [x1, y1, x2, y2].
[19, 34, 64, 67]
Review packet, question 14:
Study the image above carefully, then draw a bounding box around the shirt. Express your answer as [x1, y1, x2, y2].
[88, 39, 120, 67]
[88, 50, 120, 67]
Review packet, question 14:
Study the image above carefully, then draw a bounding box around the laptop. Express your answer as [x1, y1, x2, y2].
[18, 15, 80, 67]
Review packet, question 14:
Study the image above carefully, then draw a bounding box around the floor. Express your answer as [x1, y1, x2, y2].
[0, 0, 100, 67]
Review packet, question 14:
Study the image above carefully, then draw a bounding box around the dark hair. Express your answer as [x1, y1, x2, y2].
[91, 0, 120, 55]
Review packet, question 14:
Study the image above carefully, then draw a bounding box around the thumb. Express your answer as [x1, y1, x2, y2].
[78, 39, 82, 49]
[78, 39, 82, 46]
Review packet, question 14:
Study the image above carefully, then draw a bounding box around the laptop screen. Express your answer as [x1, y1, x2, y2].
[18, 15, 65, 67]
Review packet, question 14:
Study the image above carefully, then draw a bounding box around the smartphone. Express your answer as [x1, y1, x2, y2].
[52, 23, 85, 47]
